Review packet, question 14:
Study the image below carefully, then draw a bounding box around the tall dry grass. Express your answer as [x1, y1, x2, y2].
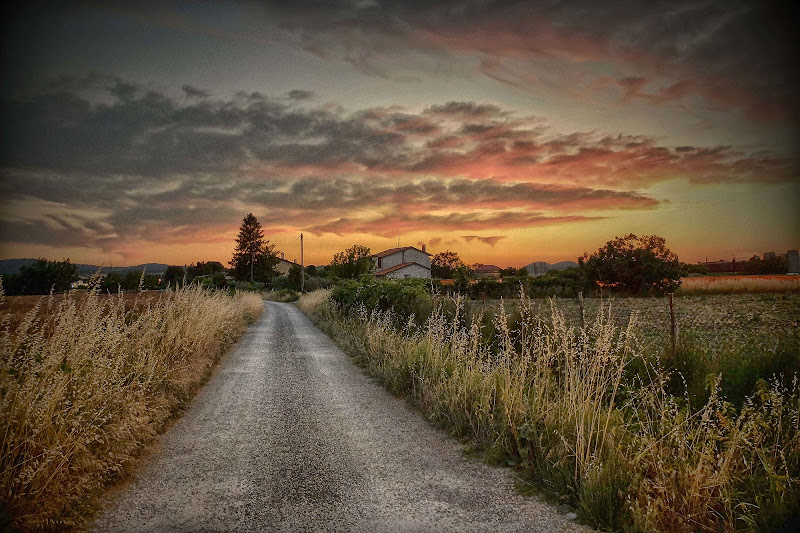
[298, 289, 800, 531]
[679, 275, 800, 294]
[0, 280, 263, 531]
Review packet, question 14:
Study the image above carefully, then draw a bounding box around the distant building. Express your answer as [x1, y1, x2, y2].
[275, 252, 299, 275]
[788, 250, 799, 274]
[374, 245, 431, 279]
[473, 264, 501, 278]
[699, 258, 739, 273]
[764, 251, 777, 260]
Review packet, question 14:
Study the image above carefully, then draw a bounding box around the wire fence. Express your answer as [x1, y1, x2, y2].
[464, 292, 800, 358]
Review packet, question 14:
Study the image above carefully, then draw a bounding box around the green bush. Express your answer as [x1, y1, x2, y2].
[330, 278, 434, 326]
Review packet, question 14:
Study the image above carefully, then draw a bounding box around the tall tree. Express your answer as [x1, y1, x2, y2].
[578, 234, 682, 294]
[230, 213, 279, 284]
[431, 251, 465, 279]
[3, 258, 78, 295]
[329, 244, 373, 279]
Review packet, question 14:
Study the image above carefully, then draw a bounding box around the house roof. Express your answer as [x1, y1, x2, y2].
[374, 261, 430, 277]
[473, 264, 501, 272]
[374, 246, 431, 258]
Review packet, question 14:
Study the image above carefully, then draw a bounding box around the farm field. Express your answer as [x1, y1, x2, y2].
[301, 284, 800, 531]
[467, 293, 800, 409]
[1, 292, 165, 330]
[678, 274, 800, 294]
[466, 292, 799, 348]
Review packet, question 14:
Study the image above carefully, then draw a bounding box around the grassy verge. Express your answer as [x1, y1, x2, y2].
[297, 289, 799, 532]
[0, 283, 263, 531]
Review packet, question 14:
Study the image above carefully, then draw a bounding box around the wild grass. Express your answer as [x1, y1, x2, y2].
[298, 289, 800, 532]
[679, 275, 800, 294]
[0, 280, 263, 531]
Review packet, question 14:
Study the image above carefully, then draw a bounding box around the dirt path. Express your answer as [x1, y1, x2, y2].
[91, 301, 588, 532]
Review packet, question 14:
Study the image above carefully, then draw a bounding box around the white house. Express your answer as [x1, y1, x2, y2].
[374, 245, 431, 279]
[275, 252, 299, 275]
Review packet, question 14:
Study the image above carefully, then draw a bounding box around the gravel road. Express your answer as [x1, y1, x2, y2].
[92, 301, 589, 533]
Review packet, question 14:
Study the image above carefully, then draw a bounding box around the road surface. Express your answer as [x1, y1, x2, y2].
[92, 301, 588, 532]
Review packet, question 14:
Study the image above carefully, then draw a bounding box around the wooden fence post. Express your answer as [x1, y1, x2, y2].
[578, 291, 585, 329]
[668, 292, 676, 359]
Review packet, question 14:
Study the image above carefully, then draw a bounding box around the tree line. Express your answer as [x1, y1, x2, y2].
[3, 212, 776, 298]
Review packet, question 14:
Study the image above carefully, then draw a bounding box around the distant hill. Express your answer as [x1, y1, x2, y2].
[0, 258, 37, 275]
[0, 259, 170, 277]
[524, 260, 579, 277]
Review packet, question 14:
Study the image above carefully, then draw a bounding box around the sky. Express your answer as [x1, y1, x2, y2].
[1, 0, 798, 268]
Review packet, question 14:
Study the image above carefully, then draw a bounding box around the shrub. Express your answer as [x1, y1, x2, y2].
[330, 278, 434, 326]
[579, 234, 682, 295]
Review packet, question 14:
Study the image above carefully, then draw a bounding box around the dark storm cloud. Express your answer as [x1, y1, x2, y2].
[261, 0, 798, 120]
[247, 176, 659, 211]
[306, 211, 601, 237]
[288, 89, 315, 100]
[182, 85, 211, 98]
[425, 101, 506, 119]
[1, 79, 794, 250]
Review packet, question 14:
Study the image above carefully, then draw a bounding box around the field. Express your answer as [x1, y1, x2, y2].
[0, 285, 264, 531]
[678, 275, 800, 294]
[298, 285, 800, 532]
[468, 293, 800, 409]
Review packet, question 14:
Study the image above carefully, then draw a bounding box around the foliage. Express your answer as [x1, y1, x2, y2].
[187, 261, 225, 279]
[163, 265, 187, 287]
[437, 268, 586, 299]
[298, 290, 800, 532]
[329, 244, 374, 279]
[0, 283, 263, 530]
[195, 272, 229, 290]
[740, 255, 789, 275]
[330, 278, 433, 326]
[99, 270, 160, 293]
[287, 264, 303, 290]
[500, 266, 529, 277]
[681, 262, 710, 276]
[579, 233, 682, 295]
[453, 265, 471, 293]
[1, 258, 78, 295]
[229, 213, 279, 284]
[431, 250, 465, 278]
[263, 288, 300, 302]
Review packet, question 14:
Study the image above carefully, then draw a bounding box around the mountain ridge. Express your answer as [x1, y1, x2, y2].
[0, 258, 170, 276]
[524, 260, 579, 276]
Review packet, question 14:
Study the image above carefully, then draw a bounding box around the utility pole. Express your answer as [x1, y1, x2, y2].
[300, 233, 304, 294]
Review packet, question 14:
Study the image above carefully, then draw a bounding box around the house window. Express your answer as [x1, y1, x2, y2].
[377, 257, 382, 269]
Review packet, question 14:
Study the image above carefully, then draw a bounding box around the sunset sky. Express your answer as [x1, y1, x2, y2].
[1, 1, 797, 268]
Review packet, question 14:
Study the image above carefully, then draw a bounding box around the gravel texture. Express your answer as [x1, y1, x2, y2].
[91, 301, 590, 532]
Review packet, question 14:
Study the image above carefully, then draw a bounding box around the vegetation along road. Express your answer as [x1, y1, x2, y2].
[92, 301, 587, 532]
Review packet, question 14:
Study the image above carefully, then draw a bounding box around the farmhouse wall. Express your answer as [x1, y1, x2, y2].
[379, 248, 431, 270]
[383, 263, 432, 279]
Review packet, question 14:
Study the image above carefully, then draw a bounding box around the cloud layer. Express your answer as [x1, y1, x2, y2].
[266, 0, 798, 123]
[1, 76, 794, 255]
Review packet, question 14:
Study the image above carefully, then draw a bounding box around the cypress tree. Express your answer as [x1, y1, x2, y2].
[230, 213, 278, 284]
